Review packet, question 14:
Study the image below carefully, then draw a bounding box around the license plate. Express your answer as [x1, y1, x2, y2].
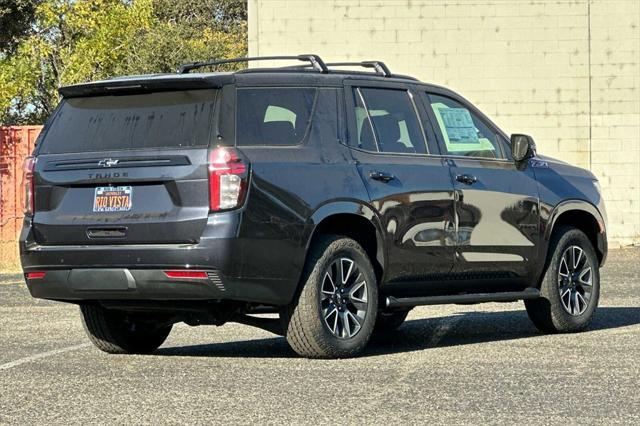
[93, 186, 132, 212]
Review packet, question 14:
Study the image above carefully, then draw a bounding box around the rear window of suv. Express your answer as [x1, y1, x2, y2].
[39, 90, 217, 154]
[236, 88, 317, 146]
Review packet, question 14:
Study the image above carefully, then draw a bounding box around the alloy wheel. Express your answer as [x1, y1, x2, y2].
[557, 245, 593, 316]
[319, 257, 368, 339]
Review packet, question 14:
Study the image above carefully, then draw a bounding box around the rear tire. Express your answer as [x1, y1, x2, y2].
[80, 304, 172, 354]
[283, 235, 378, 358]
[374, 309, 410, 333]
[525, 226, 600, 333]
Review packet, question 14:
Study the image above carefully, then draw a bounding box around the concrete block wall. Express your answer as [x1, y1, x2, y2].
[249, 0, 640, 245]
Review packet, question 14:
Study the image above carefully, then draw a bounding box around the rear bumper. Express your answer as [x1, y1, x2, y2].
[25, 268, 226, 300]
[23, 266, 292, 305]
[22, 260, 294, 306]
[19, 213, 298, 306]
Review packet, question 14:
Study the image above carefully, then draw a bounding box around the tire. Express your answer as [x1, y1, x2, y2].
[374, 309, 410, 333]
[525, 226, 600, 333]
[80, 304, 172, 354]
[283, 235, 378, 358]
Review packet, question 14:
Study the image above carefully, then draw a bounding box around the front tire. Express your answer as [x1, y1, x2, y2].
[80, 304, 172, 354]
[283, 235, 378, 358]
[525, 227, 600, 333]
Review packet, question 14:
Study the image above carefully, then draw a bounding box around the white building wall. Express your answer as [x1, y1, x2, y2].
[249, 0, 640, 245]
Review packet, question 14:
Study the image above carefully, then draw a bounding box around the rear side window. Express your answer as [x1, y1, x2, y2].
[39, 90, 217, 154]
[351, 87, 427, 154]
[236, 88, 316, 146]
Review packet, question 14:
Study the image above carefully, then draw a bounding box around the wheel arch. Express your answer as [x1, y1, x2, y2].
[544, 200, 607, 266]
[301, 201, 386, 286]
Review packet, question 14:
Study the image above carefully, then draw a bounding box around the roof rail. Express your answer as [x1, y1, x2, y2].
[325, 61, 392, 77]
[178, 54, 329, 74]
[281, 60, 396, 77]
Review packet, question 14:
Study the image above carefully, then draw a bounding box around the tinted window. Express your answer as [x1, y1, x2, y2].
[352, 89, 377, 151]
[40, 90, 217, 154]
[428, 94, 505, 159]
[353, 88, 427, 154]
[236, 88, 316, 146]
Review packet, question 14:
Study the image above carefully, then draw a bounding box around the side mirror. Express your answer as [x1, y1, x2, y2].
[511, 134, 536, 162]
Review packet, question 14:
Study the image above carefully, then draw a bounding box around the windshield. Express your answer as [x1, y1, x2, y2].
[39, 89, 217, 154]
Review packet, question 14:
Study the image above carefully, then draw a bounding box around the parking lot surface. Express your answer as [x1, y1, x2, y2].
[1, 249, 639, 425]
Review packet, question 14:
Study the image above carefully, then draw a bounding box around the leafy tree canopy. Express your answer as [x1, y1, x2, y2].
[0, 0, 42, 54]
[0, 0, 247, 124]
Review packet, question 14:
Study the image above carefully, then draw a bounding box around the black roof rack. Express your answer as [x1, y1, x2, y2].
[280, 59, 409, 79]
[178, 54, 329, 74]
[325, 61, 392, 77]
[176, 54, 416, 81]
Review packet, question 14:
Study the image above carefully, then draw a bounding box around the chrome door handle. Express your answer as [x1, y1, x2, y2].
[369, 171, 395, 183]
[455, 174, 477, 185]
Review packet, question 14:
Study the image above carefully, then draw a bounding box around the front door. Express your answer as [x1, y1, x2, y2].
[345, 82, 456, 283]
[423, 91, 540, 285]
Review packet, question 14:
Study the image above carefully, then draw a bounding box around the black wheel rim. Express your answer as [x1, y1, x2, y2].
[558, 245, 593, 316]
[319, 257, 368, 339]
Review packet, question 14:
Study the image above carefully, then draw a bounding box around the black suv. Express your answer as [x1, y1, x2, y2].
[20, 55, 607, 358]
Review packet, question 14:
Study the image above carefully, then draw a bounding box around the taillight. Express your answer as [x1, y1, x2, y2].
[26, 271, 46, 280]
[163, 270, 208, 279]
[23, 156, 35, 215]
[208, 147, 248, 212]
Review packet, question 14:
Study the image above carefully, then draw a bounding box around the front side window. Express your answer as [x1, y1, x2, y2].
[428, 94, 505, 159]
[236, 88, 316, 146]
[351, 87, 427, 154]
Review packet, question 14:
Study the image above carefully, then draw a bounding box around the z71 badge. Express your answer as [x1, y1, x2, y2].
[531, 160, 549, 168]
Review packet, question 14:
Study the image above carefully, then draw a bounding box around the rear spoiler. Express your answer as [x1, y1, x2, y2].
[58, 74, 234, 98]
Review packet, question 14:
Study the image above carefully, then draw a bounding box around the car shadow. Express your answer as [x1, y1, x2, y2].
[154, 307, 640, 359]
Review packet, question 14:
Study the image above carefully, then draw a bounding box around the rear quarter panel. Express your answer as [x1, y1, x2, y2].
[233, 88, 373, 300]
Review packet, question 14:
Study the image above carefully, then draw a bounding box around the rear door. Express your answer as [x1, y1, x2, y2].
[422, 90, 540, 283]
[344, 81, 456, 283]
[32, 89, 219, 245]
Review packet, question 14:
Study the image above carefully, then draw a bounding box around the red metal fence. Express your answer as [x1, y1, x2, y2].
[1, 126, 42, 270]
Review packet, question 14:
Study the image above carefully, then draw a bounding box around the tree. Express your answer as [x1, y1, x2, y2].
[152, 0, 247, 31]
[0, 0, 42, 54]
[122, 0, 247, 75]
[0, 0, 247, 125]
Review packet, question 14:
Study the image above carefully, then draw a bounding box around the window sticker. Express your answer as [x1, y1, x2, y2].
[431, 103, 495, 154]
[438, 108, 478, 143]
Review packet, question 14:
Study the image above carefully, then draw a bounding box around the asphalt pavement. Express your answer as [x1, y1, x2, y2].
[1, 249, 639, 425]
